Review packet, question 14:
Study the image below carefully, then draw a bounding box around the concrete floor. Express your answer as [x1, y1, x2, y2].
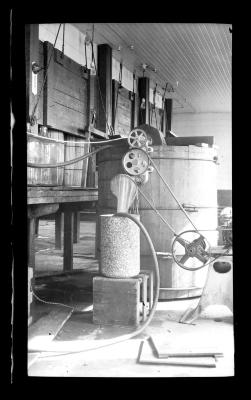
[28, 219, 234, 377]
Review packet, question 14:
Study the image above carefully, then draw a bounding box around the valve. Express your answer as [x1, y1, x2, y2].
[122, 148, 150, 176]
[128, 128, 150, 149]
[171, 230, 211, 271]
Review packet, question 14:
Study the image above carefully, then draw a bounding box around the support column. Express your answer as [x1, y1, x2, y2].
[138, 77, 150, 126]
[63, 210, 74, 272]
[97, 44, 112, 135]
[55, 211, 63, 250]
[73, 211, 80, 243]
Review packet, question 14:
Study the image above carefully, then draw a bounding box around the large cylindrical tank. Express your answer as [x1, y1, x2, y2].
[97, 141, 218, 299]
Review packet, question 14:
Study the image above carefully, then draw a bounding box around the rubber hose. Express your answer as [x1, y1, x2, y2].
[29, 213, 160, 354]
[27, 145, 112, 168]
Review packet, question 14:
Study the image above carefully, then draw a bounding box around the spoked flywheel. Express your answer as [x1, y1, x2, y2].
[171, 230, 211, 271]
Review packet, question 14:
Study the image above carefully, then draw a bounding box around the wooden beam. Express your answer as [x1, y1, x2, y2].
[60, 201, 96, 212]
[97, 44, 112, 135]
[55, 211, 63, 249]
[25, 24, 39, 134]
[63, 210, 73, 271]
[27, 187, 98, 205]
[28, 203, 59, 218]
[138, 77, 150, 126]
[165, 136, 215, 147]
[73, 211, 80, 243]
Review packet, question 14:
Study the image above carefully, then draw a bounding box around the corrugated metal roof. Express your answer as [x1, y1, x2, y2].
[73, 23, 232, 113]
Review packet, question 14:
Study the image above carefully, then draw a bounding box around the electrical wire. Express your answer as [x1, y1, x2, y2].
[31, 288, 76, 311]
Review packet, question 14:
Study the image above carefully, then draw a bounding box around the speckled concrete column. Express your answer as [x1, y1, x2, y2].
[100, 214, 140, 278]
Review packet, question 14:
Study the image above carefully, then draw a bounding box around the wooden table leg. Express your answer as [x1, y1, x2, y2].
[63, 210, 73, 272]
[73, 211, 80, 244]
[55, 211, 63, 250]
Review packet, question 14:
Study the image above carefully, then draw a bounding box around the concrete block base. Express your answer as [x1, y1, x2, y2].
[93, 272, 153, 326]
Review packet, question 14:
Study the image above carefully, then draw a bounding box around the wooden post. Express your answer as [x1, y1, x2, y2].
[34, 218, 39, 236]
[73, 211, 80, 243]
[63, 210, 74, 271]
[25, 24, 39, 134]
[97, 44, 112, 135]
[138, 77, 150, 126]
[164, 98, 173, 135]
[55, 211, 63, 250]
[28, 218, 36, 269]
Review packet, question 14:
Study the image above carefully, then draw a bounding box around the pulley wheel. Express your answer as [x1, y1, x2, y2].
[128, 128, 149, 148]
[122, 148, 150, 176]
[171, 230, 211, 271]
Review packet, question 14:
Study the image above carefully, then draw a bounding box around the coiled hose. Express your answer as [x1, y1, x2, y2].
[29, 213, 160, 354]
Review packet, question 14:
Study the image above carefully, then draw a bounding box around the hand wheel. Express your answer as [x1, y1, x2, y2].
[171, 230, 211, 271]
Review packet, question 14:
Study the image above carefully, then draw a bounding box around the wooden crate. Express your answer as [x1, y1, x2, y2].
[93, 276, 141, 326]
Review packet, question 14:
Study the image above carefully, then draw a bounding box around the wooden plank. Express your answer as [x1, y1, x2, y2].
[63, 210, 73, 271]
[43, 41, 89, 136]
[28, 306, 73, 352]
[166, 136, 215, 147]
[113, 84, 132, 137]
[96, 44, 112, 134]
[138, 340, 216, 368]
[149, 104, 163, 132]
[27, 188, 98, 205]
[28, 204, 59, 218]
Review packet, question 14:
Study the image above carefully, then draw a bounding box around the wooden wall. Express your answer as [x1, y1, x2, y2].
[112, 81, 133, 136]
[149, 104, 164, 133]
[27, 40, 90, 187]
